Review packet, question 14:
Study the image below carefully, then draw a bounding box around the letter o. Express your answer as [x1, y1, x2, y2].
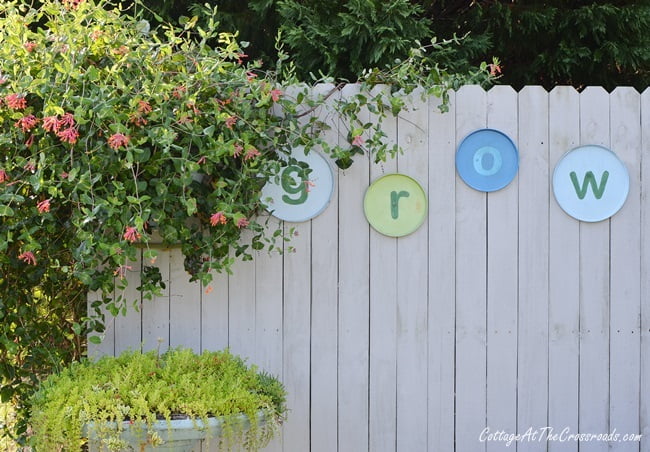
[473, 146, 502, 176]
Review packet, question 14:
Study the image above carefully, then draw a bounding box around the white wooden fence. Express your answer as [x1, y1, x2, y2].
[89, 85, 650, 452]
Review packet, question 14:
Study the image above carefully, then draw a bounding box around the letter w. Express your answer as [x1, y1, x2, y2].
[569, 171, 609, 200]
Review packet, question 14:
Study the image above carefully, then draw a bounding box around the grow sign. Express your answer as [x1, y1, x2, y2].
[364, 174, 427, 237]
[456, 129, 519, 192]
[262, 148, 334, 222]
[553, 145, 629, 222]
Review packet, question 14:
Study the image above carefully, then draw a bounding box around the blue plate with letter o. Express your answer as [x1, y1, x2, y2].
[553, 145, 629, 222]
[456, 129, 519, 192]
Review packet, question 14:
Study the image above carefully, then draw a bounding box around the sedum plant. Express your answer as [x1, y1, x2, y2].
[30, 347, 286, 450]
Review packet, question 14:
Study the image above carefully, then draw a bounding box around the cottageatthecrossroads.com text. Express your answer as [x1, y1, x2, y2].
[479, 427, 642, 447]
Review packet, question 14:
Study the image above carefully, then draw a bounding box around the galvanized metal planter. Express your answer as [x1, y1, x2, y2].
[85, 411, 268, 451]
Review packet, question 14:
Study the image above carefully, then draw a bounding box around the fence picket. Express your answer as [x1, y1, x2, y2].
[548, 86, 580, 452]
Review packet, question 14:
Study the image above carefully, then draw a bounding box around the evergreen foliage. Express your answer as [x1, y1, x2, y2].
[140, 0, 650, 89]
[432, 0, 650, 90]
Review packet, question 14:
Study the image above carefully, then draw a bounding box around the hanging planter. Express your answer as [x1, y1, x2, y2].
[29, 348, 286, 451]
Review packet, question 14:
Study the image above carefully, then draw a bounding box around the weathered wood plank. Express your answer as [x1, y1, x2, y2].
[609, 87, 642, 452]
[395, 88, 429, 452]
[485, 85, 519, 452]
[114, 250, 142, 354]
[548, 86, 580, 452]
[200, 268, 229, 352]
[368, 86, 398, 452]
[169, 248, 201, 351]
[427, 89, 456, 452]
[141, 248, 170, 352]
[578, 86, 611, 452]
[455, 84, 488, 452]
[337, 83, 370, 452]
[517, 86, 550, 452]
[310, 83, 340, 452]
[641, 88, 650, 452]
[282, 218, 312, 452]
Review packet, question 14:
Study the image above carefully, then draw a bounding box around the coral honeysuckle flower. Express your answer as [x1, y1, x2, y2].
[25, 134, 35, 148]
[113, 265, 133, 279]
[488, 63, 502, 76]
[24, 161, 36, 172]
[351, 135, 365, 147]
[233, 142, 243, 158]
[235, 217, 249, 228]
[24, 42, 37, 52]
[225, 116, 237, 129]
[0, 169, 8, 183]
[18, 251, 36, 265]
[137, 100, 152, 114]
[304, 180, 316, 192]
[123, 226, 141, 243]
[57, 127, 79, 145]
[59, 113, 75, 128]
[5, 94, 27, 110]
[108, 133, 129, 150]
[42, 115, 61, 133]
[37, 199, 51, 213]
[244, 147, 261, 161]
[14, 115, 38, 132]
[270, 89, 283, 102]
[210, 211, 227, 226]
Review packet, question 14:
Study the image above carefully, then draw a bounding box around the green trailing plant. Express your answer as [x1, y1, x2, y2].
[0, 0, 495, 444]
[29, 347, 286, 450]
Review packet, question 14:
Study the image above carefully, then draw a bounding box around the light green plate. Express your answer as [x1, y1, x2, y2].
[363, 174, 427, 237]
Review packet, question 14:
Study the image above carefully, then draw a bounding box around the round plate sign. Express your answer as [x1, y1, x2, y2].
[364, 174, 427, 237]
[262, 148, 334, 222]
[553, 145, 629, 222]
[456, 128, 519, 192]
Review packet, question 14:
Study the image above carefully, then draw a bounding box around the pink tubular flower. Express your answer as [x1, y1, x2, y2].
[246, 71, 257, 81]
[18, 251, 36, 265]
[244, 147, 261, 161]
[304, 179, 316, 192]
[37, 199, 51, 213]
[137, 100, 152, 114]
[233, 142, 243, 158]
[225, 116, 237, 129]
[0, 169, 8, 183]
[59, 113, 75, 128]
[25, 134, 35, 148]
[236, 217, 249, 228]
[123, 226, 141, 243]
[57, 127, 79, 145]
[488, 63, 502, 76]
[270, 89, 283, 102]
[5, 94, 26, 110]
[113, 264, 133, 279]
[14, 115, 38, 132]
[24, 41, 37, 52]
[24, 161, 36, 172]
[210, 211, 227, 226]
[108, 133, 129, 150]
[42, 115, 61, 133]
[351, 135, 365, 147]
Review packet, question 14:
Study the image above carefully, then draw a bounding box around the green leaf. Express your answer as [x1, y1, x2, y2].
[0, 205, 15, 217]
[88, 335, 102, 345]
